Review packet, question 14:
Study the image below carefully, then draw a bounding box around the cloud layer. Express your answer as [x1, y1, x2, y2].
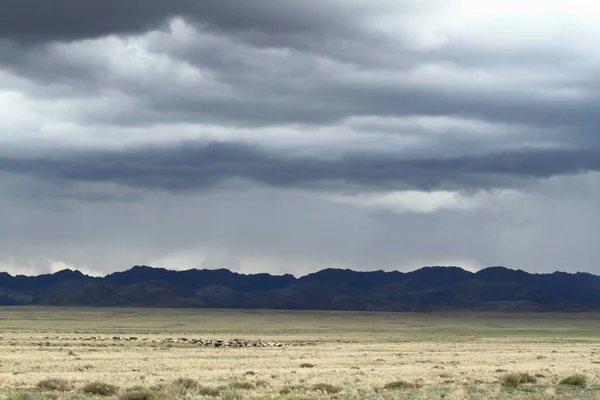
[1, 0, 599, 276]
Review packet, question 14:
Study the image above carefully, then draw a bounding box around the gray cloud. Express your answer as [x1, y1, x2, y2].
[1, 15, 597, 132]
[2, 174, 600, 276]
[1, 142, 600, 196]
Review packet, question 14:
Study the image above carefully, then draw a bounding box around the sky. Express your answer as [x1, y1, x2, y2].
[1, 0, 599, 277]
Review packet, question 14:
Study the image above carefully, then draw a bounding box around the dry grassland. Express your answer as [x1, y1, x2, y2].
[0, 307, 599, 399]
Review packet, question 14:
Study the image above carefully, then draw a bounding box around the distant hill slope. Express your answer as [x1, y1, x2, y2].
[0, 265, 598, 311]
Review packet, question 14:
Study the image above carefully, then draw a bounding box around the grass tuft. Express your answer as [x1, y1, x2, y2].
[7, 394, 55, 400]
[219, 388, 243, 400]
[312, 383, 342, 394]
[119, 387, 157, 400]
[171, 377, 199, 391]
[559, 374, 588, 387]
[500, 372, 537, 388]
[279, 387, 292, 395]
[383, 380, 422, 390]
[198, 386, 223, 397]
[81, 382, 119, 396]
[229, 381, 254, 390]
[279, 385, 306, 395]
[37, 378, 73, 391]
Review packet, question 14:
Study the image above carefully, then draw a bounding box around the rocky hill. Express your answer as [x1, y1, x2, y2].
[0, 265, 598, 311]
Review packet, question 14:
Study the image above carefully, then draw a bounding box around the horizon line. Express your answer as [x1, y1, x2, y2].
[0, 264, 585, 280]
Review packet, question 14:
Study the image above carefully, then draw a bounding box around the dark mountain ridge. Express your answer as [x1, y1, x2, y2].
[0, 265, 598, 311]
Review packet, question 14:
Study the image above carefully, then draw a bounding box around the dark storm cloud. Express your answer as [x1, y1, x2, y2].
[0, 0, 395, 44]
[1, 142, 600, 195]
[140, 79, 600, 128]
[0, 0, 214, 42]
[1, 0, 599, 191]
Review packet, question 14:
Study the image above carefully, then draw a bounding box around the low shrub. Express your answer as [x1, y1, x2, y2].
[279, 385, 306, 395]
[172, 377, 198, 390]
[383, 380, 422, 390]
[219, 388, 243, 400]
[197, 386, 222, 397]
[118, 388, 157, 400]
[312, 383, 342, 394]
[81, 382, 119, 396]
[500, 372, 537, 388]
[37, 378, 73, 391]
[7, 394, 52, 400]
[279, 387, 292, 395]
[560, 374, 587, 387]
[229, 381, 254, 390]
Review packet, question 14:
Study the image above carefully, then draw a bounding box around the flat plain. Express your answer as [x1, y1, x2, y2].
[0, 307, 599, 399]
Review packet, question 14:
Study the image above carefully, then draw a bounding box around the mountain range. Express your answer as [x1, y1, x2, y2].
[0, 265, 598, 311]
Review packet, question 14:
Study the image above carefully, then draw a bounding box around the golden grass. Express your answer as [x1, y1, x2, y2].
[0, 307, 599, 399]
